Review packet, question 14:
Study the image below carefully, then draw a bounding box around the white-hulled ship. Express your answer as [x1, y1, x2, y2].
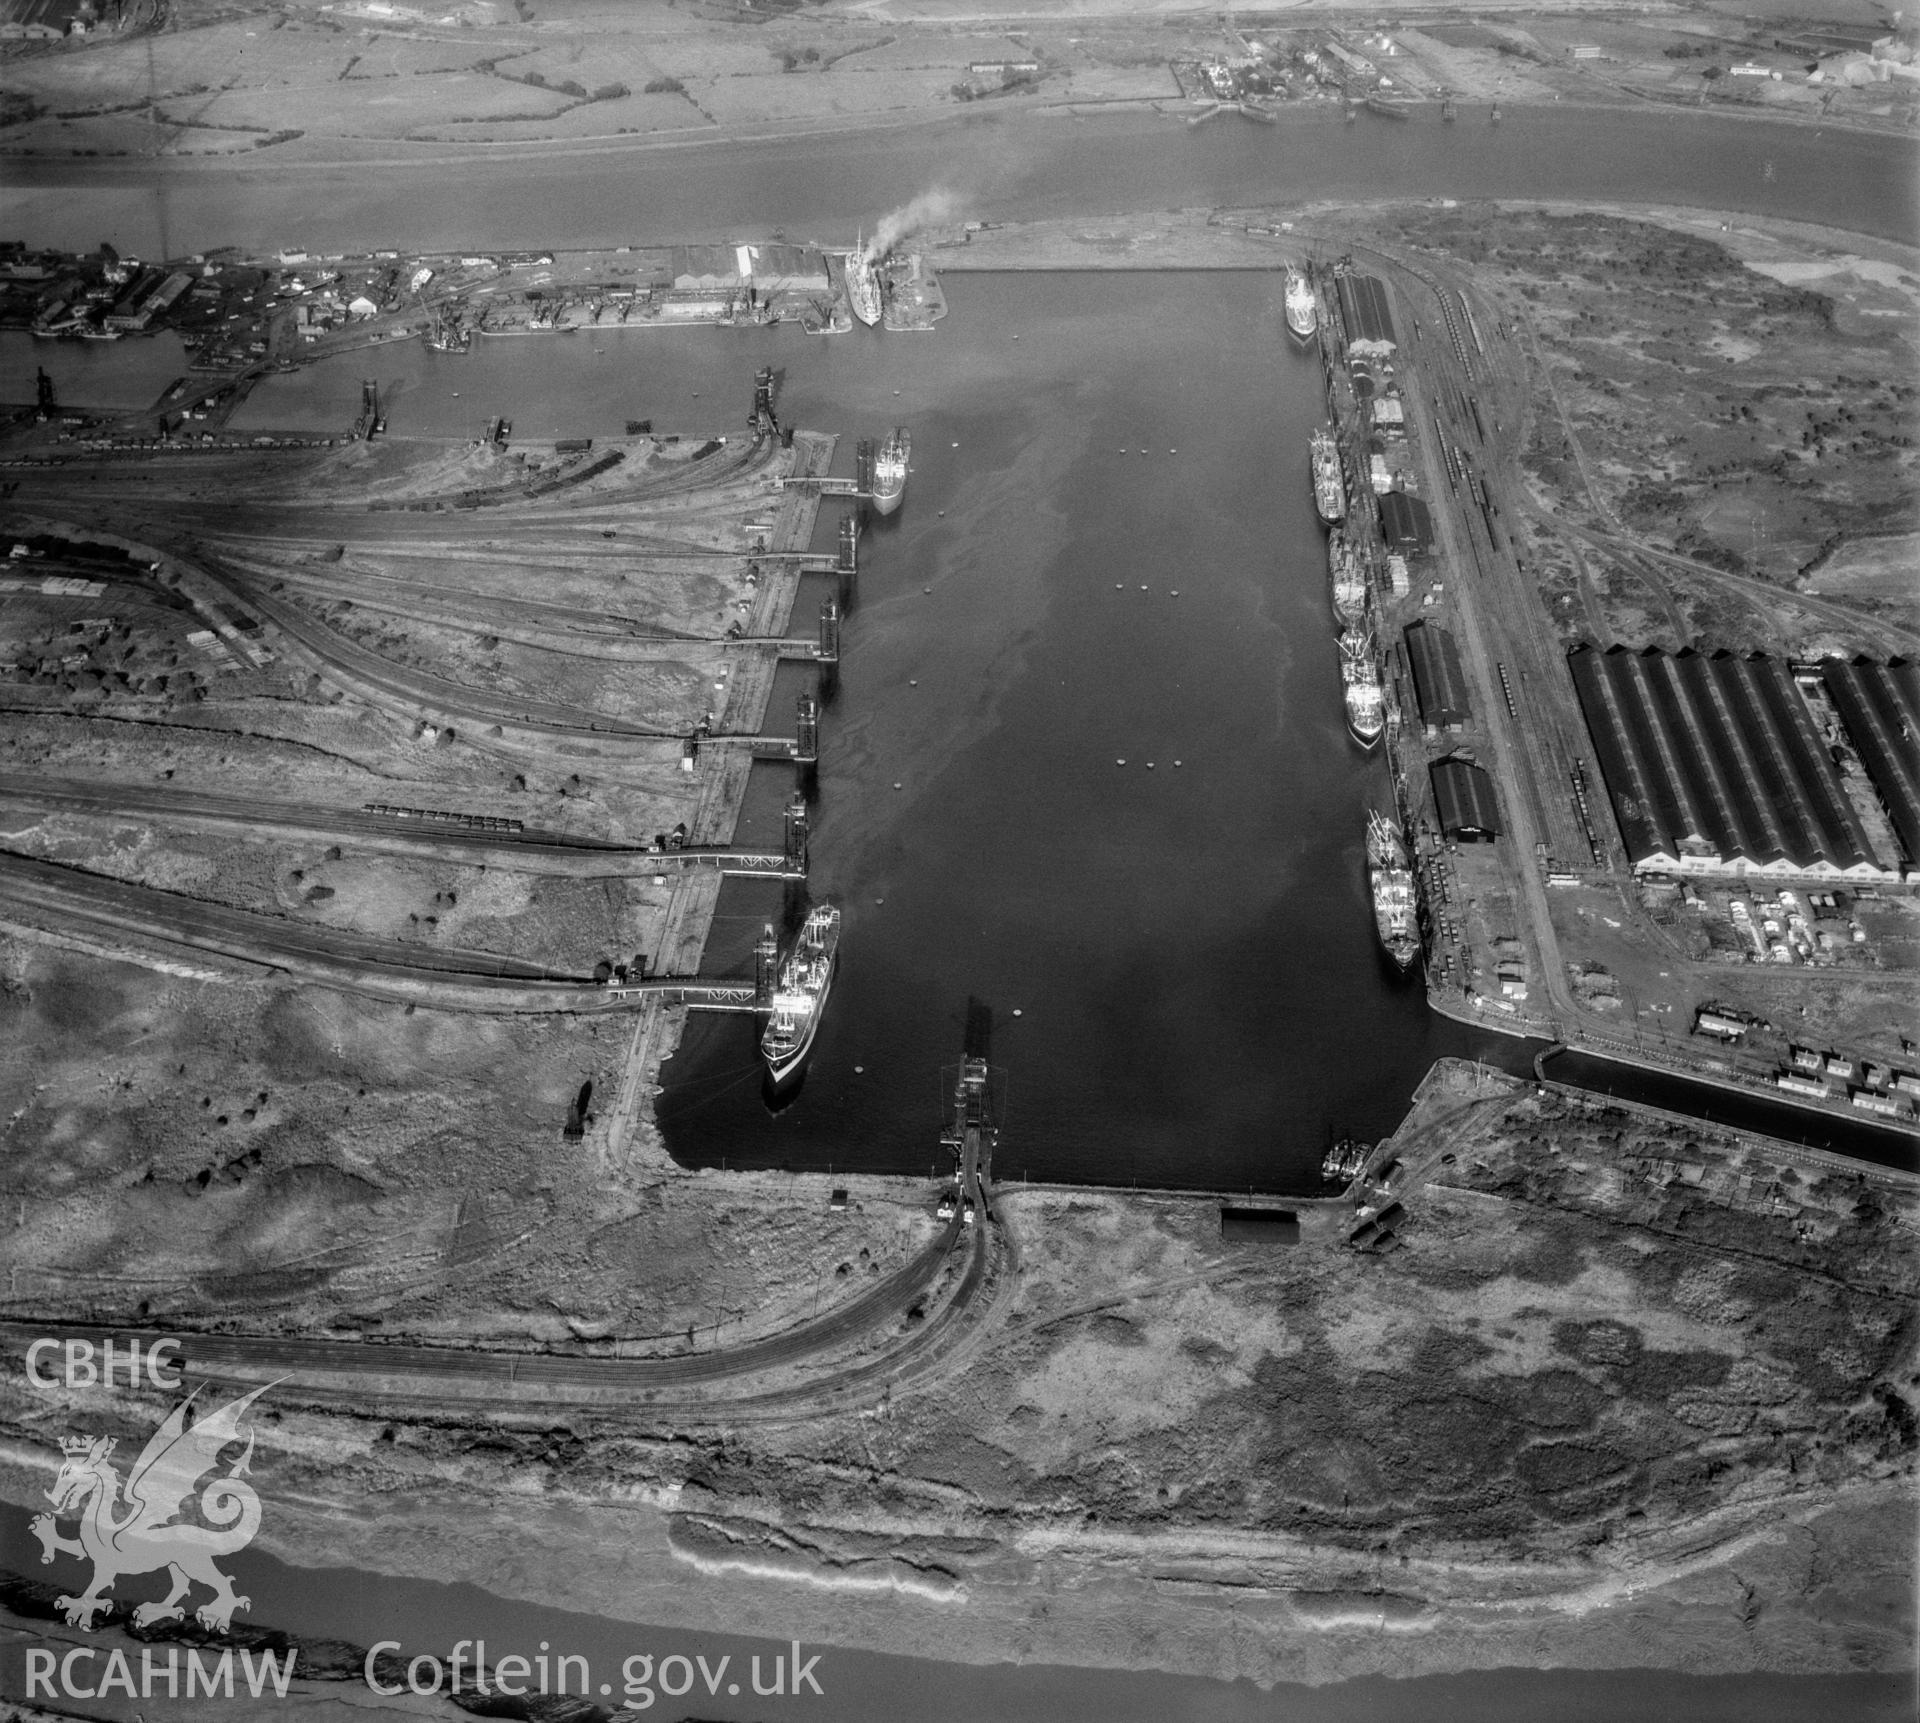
[871, 426, 910, 515]
[1328, 527, 1367, 626]
[761, 903, 841, 1088]
[845, 244, 883, 328]
[1340, 629, 1384, 749]
[1366, 809, 1421, 973]
[1285, 267, 1318, 341]
[1311, 428, 1346, 525]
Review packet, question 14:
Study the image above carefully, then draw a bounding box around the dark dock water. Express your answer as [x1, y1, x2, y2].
[654, 271, 1515, 1191]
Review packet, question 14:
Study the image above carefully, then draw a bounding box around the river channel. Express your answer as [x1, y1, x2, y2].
[1, 1500, 1905, 1723]
[5, 102, 1916, 256]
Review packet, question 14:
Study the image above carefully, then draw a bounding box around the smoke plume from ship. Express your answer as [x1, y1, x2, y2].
[861, 190, 957, 265]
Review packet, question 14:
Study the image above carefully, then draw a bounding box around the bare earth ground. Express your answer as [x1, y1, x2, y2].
[0, 1064, 1913, 1690]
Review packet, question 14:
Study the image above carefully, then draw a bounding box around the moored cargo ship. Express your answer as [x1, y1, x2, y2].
[1366, 809, 1421, 972]
[1311, 428, 1346, 525]
[761, 903, 841, 1088]
[844, 246, 883, 328]
[1285, 268, 1318, 342]
[1341, 629, 1384, 748]
[1328, 527, 1367, 625]
[871, 426, 910, 515]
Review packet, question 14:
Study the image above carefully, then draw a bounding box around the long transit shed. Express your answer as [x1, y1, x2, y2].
[1568, 645, 1886, 877]
[1821, 657, 1920, 868]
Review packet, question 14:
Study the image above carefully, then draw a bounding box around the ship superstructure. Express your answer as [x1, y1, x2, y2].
[871, 426, 910, 515]
[1328, 527, 1367, 626]
[1366, 809, 1421, 972]
[760, 903, 841, 1087]
[1285, 267, 1318, 341]
[1340, 628, 1384, 749]
[1321, 1137, 1369, 1185]
[845, 244, 883, 328]
[1311, 428, 1346, 525]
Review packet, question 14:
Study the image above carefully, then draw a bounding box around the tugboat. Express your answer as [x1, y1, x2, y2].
[761, 903, 841, 1089]
[1328, 527, 1367, 626]
[870, 426, 910, 515]
[1284, 267, 1318, 342]
[1340, 629, 1384, 749]
[1311, 428, 1346, 525]
[1321, 1137, 1370, 1185]
[1366, 809, 1421, 973]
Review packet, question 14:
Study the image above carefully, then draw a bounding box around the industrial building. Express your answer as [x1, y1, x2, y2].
[1335, 271, 1397, 353]
[1431, 756, 1501, 841]
[1377, 491, 1432, 551]
[669, 244, 829, 294]
[1818, 657, 1920, 868]
[1568, 645, 1891, 880]
[1404, 620, 1471, 733]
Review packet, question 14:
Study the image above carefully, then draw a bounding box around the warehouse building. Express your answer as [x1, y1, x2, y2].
[1568, 645, 1891, 880]
[1377, 491, 1432, 551]
[669, 244, 829, 294]
[1404, 620, 1471, 734]
[1335, 271, 1397, 354]
[1819, 656, 1920, 868]
[1431, 756, 1501, 841]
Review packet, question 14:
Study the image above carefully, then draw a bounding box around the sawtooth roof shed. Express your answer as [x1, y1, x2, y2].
[1821, 656, 1920, 867]
[1568, 645, 1882, 877]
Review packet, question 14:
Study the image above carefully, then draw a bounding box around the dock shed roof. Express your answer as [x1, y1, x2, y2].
[1377, 491, 1431, 551]
[1335, 272, 1397, 348]
[1568, 645, 1885, 878]
[1405, 620, 1470, 729]
[738, 243, 830, 291]
[671, 245, 743, 290]
[1820, 656, 1920, 868]
[1431, 757, 1501, 841]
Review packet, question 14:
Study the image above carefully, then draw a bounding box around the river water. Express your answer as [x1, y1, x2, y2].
[0, 1502, 1909, 1723]
[4, 104, 1916, 258]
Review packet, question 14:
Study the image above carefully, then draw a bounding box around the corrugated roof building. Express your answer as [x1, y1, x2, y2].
[1820, 656, 1919, 868]
[1568, 645, 1891, 879]
[1335, 271, 1396, 352]
[1431, 757, 1501, 841]
[736, 243, 830, 292]
[1377, 491, 1431, 551]
[671, 245, 743, 291]
[1404, 620, 1470, 733]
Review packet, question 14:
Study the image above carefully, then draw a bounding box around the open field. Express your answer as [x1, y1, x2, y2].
[1394, 205, 1920, 643]
[3, 2, 1913, 163]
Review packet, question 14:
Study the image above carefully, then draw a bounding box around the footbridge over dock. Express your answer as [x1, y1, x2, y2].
[605, 978, 761, 1012]
[777, 475, 866, 499]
